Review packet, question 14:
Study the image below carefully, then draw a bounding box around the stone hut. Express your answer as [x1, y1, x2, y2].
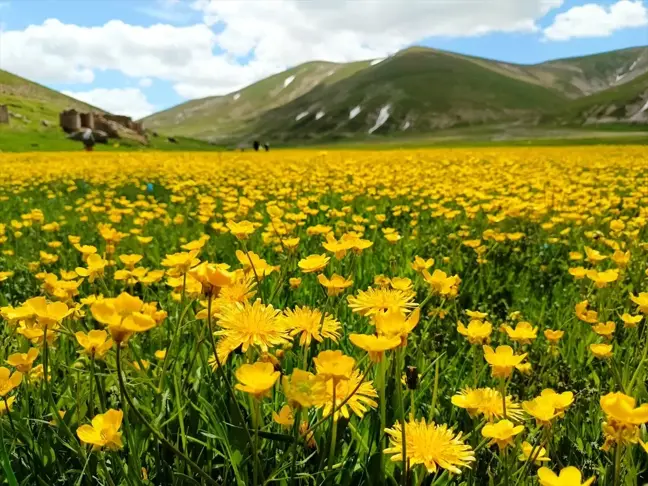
[59, 109, 81, 133]
[80, 112, 95, 130]
[0, 105, 8, 124]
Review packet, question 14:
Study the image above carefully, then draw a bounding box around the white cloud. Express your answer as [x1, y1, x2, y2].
[62, 87, 156, 119]
[139, 78, 153, 88]
[544, 0, 648, 41]
[2, 1, 564, 100]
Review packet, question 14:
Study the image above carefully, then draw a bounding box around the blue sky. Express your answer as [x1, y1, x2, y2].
[0, 0, 646, 118]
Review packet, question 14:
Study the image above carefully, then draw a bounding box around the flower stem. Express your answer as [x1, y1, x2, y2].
[327, 379, 338, 471]
[500, 378, 507, 420]
[378, 357, 387, 474]
[614, 443, 623, 486]
[115, 344, 219, 486]
[395, 349, 407, 486]
[289, 408, 302, 486]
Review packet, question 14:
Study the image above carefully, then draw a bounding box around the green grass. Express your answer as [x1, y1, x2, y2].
[0, 127, 224, 152]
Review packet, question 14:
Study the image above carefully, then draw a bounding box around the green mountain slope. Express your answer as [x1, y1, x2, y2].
[142, 59, 372, 140]
[143, 45, 648, 143]
[0, 69, 100, 131]
[549, 71, 648, 125]
[248, 48, 570, 142]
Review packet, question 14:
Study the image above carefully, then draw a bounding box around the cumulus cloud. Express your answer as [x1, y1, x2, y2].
[139, 78, 153, 88]
[62, 87, 156, 119]
[544, 0, 648, 41]
[2, 1, 566, 99]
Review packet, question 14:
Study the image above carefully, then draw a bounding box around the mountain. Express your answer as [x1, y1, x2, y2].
[0, 69, 100, 130]
[143, 59, 373, 140]
[142, 45, 648, 144]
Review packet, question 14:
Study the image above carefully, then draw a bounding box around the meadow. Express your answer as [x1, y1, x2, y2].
[0, 147, 647, 485]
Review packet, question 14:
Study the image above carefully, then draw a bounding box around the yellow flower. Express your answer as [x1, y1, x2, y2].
[503, 321, 537, 344]
[234, 361, 280, 397]
[215, 300, 289, 353]
[227, 220, 256, 240]
[600, 392, 648, 426]
[0, 367, 22, 396]
[313, 350, 355, 381]
[348, 288, 417, 316]
[584, 246, 606, 264]
[451, 387, 525, 421]
[575, 300, 598, 324]
[25, 296, 70, 328]
[590, 343, 613, 359]
[188, 262, 235, 296]
[586, 269, 618, 288]
[544, 329, 564, 344]
[6, 348, 39, 373]
[569, 252, 583, 261]
[161, 250, 199, 275]
[482, 345, 527, 378]
[282, 369, 326, 408]
[516, 362, 532, 375]
[119, 254, 143, 269]
[76, 409, 124, 451]
[630, 292, 648, 314]
[154, 349, 167, 360]
[374, 308, 420, 344]
[518, 441, 550, 465]
[384, 418, 475, 474]
[317, 273, 353, 296]
[90, 292, 157, 343]
[568, 267, 587, 279]
[75, 253, 108, 282]
[457, 320, 492, 345]
[349, 334, 401, 362]
[289, 277, 301, 289]
[272, 404, 295, 428]
[280, 306, 340, 347]
[620, 313, 642, 328]
[298, 254, 330, 273]
[316, 370, 377, 421]
[389, 277, 412, 291]
[0, 271, 14, 282]
[612, 250, 630, 268]
[537, 466, 595, 486]
[422, 269, 461, 297]
[540, 389, 574, 415]
[411, 256, 434, 272]
[466, 310, 488, 319]
[0, 396, 15, 415]
[592, 321, 615, 340]
[481, 419, 524, 450]
[75, 330, 113, 359]
[523, 396, 560, 426]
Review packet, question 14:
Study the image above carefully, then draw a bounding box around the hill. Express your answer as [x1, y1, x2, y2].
[142, 45, 648, 144]
[0, 69, 101, 131]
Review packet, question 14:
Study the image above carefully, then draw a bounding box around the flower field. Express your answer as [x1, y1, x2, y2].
[0, 147, 647, 485]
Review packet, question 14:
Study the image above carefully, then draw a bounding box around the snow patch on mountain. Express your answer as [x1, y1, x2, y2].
[316, 111, 325, 120]
[349, 106, 361, 120]
[283, 75, 296, 88]
[295, 111, 309, 121]
[368, 105, 391, 134]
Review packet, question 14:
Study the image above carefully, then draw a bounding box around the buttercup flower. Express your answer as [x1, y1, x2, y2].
[317, 273, 353, 296]
[235, 361, 280, 398]
[457, 320, 492, 345]
[590, 343, 613, 359]
[75, 330, 113, 359]
[76, 409, 124, 451]
[6, 348, 39, 373]
[313, 350, 355, 381]
[481, 420, 524, 450]
[349, 333, 401, 362]
[298, 254, 330, 273]
[537, 466, 595, 486]
[482, 345, 527, 378]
